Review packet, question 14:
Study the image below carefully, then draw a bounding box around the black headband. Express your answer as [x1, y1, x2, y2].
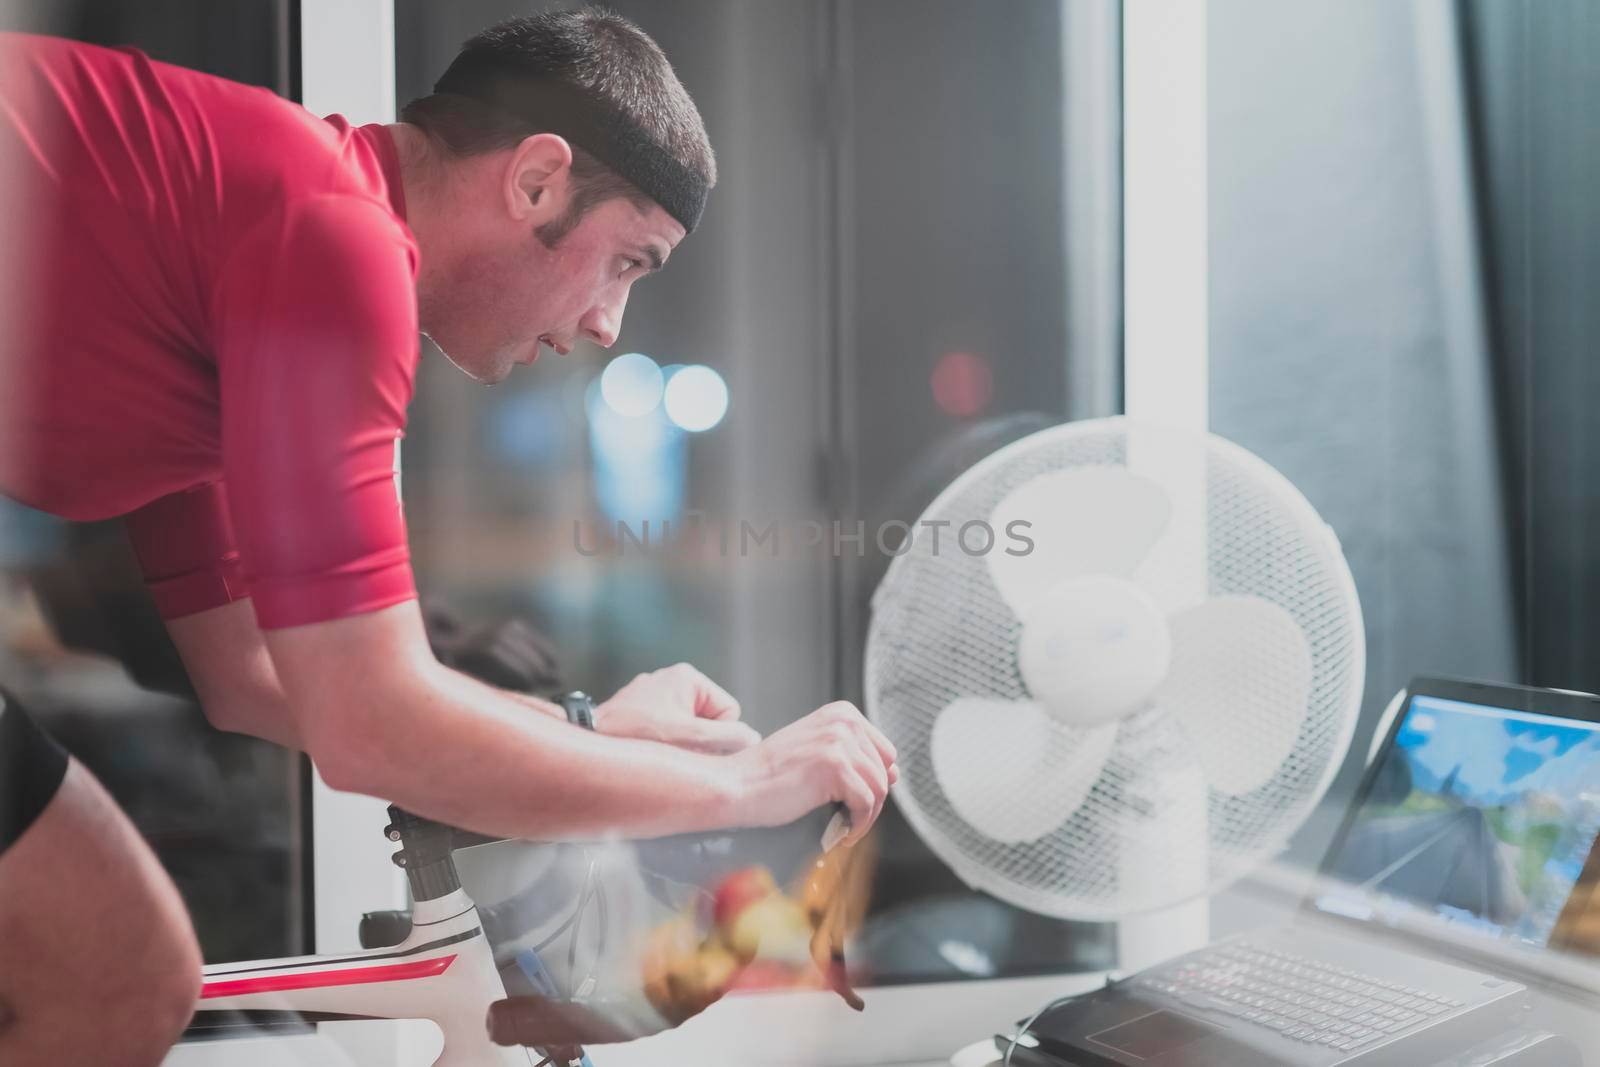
[432, 55, 708, 233]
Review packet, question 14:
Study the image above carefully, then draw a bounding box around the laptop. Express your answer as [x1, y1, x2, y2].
[1006, 676, 1600, 1066]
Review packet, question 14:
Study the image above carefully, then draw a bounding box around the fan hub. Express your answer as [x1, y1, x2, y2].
[1016, 575, 1172, 728]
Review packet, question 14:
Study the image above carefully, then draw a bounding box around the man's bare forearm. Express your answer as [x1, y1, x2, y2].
[296, 653, 748, 841]
[172, 601, 568, 751]
[167, 601, 303, 748]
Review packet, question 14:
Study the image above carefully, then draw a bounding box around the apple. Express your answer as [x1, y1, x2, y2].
[690, 945, 740, 1003]
[712, 866, 777, 930]
[727, 895, 813, 965]
[641, 916, 701, 1020]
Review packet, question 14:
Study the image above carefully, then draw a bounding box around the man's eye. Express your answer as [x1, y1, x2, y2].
[622, 257, 645, 275]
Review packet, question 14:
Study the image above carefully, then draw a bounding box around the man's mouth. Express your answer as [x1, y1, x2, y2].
[539, 335, 572, 356]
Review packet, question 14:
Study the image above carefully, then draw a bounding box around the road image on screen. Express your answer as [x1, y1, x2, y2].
[1319, 695, 1600, 955]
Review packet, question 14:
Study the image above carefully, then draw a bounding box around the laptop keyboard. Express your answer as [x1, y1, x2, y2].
[1133, 941, 1464, 1054]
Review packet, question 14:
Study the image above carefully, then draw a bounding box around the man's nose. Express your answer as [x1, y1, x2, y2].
[580, 292, 628, 349]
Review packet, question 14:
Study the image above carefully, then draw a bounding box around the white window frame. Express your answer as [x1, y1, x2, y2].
[1123, 0, 1209, 433]
[298, 0, 406, 955]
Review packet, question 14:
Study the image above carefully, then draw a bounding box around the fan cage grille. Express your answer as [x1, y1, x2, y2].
[864, 419, 1363, 920]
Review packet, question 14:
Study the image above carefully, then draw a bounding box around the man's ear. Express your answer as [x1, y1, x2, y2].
[504, 132, 574, 224]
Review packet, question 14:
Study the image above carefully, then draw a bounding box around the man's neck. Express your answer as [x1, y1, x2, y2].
[387, 122, 435, 225]
[386, 122, 446, 319]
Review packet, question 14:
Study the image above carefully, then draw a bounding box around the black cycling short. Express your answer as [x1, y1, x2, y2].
[0, 691, 69, 854]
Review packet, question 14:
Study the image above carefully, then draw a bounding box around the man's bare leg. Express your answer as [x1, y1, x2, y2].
[0, 760, 202, 1066]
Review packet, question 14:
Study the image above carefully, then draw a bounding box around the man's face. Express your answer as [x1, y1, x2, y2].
[418, 137, 687, 384]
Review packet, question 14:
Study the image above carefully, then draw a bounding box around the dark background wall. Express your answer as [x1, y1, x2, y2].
[1204, 0, 1600, 925]
[1462, 0, 1600, 696]
[0, 0, 294, 94]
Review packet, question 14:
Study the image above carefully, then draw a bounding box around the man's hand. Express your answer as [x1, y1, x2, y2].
[595, 663, 761, 754]
[727, 701, 899, 845]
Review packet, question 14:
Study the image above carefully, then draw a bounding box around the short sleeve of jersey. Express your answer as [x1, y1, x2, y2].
[124, 481, 249, 617]
[207, 194, 420, 630]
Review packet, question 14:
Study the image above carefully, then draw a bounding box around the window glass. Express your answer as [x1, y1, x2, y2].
[394, 0, 1118, 984]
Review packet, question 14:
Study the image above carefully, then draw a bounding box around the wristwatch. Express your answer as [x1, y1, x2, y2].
[558, 690, 597, 731]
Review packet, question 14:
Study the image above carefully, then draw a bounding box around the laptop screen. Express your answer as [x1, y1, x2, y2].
[1312, 688, 1600, 960]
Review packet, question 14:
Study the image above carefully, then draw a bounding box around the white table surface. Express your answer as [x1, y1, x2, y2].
[163, 1038, 990, 1067]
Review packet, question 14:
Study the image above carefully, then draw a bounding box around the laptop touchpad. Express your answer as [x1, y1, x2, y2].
[1088, 1011, 1221, 1059]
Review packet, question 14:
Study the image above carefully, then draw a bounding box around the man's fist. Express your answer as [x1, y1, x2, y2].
[727, 701, 899, 843]
[596, 663, 760, 754]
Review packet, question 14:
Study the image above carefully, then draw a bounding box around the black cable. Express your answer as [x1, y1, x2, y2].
[1002, 993, 1075, 1067]
[511, 851, 598, 965]
[591, 879, 609, 995]
[1002, 978, 1119, 1066]
[567, 854, 596, 998]
[478, 848, 571, 947]
[523, 901, 583, 957]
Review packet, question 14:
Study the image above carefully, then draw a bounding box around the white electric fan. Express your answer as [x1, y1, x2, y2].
[864, 417, 1365, 970]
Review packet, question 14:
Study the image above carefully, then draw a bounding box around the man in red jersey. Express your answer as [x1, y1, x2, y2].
[0, 9, 897, 1062]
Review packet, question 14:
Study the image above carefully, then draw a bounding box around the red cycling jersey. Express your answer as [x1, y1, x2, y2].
[0, 34, 420, 630]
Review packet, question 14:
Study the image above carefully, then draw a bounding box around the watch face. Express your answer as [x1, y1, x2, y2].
[563, 693, 596, 729]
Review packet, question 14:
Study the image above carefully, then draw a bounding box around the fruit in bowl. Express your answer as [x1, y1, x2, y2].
[641, 837, 876, 1023]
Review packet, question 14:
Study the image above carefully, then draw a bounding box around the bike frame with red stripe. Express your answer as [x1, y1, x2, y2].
[188, 809, 540, 1066]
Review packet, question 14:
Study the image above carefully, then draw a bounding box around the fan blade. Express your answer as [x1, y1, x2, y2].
[1157, 596, 1313, 796]
[986, 467, 1171, 616]
[930, 697, 1117, 844]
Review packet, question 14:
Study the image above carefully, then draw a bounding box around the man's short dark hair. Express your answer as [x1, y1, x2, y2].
[400, 7, 716, 241]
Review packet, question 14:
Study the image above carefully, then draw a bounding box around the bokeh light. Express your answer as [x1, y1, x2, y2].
[586, 373, 686, 523]
[663, 364, 729, 432]
[931, 350, 994, 418]
[599, 352, 664, 417]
